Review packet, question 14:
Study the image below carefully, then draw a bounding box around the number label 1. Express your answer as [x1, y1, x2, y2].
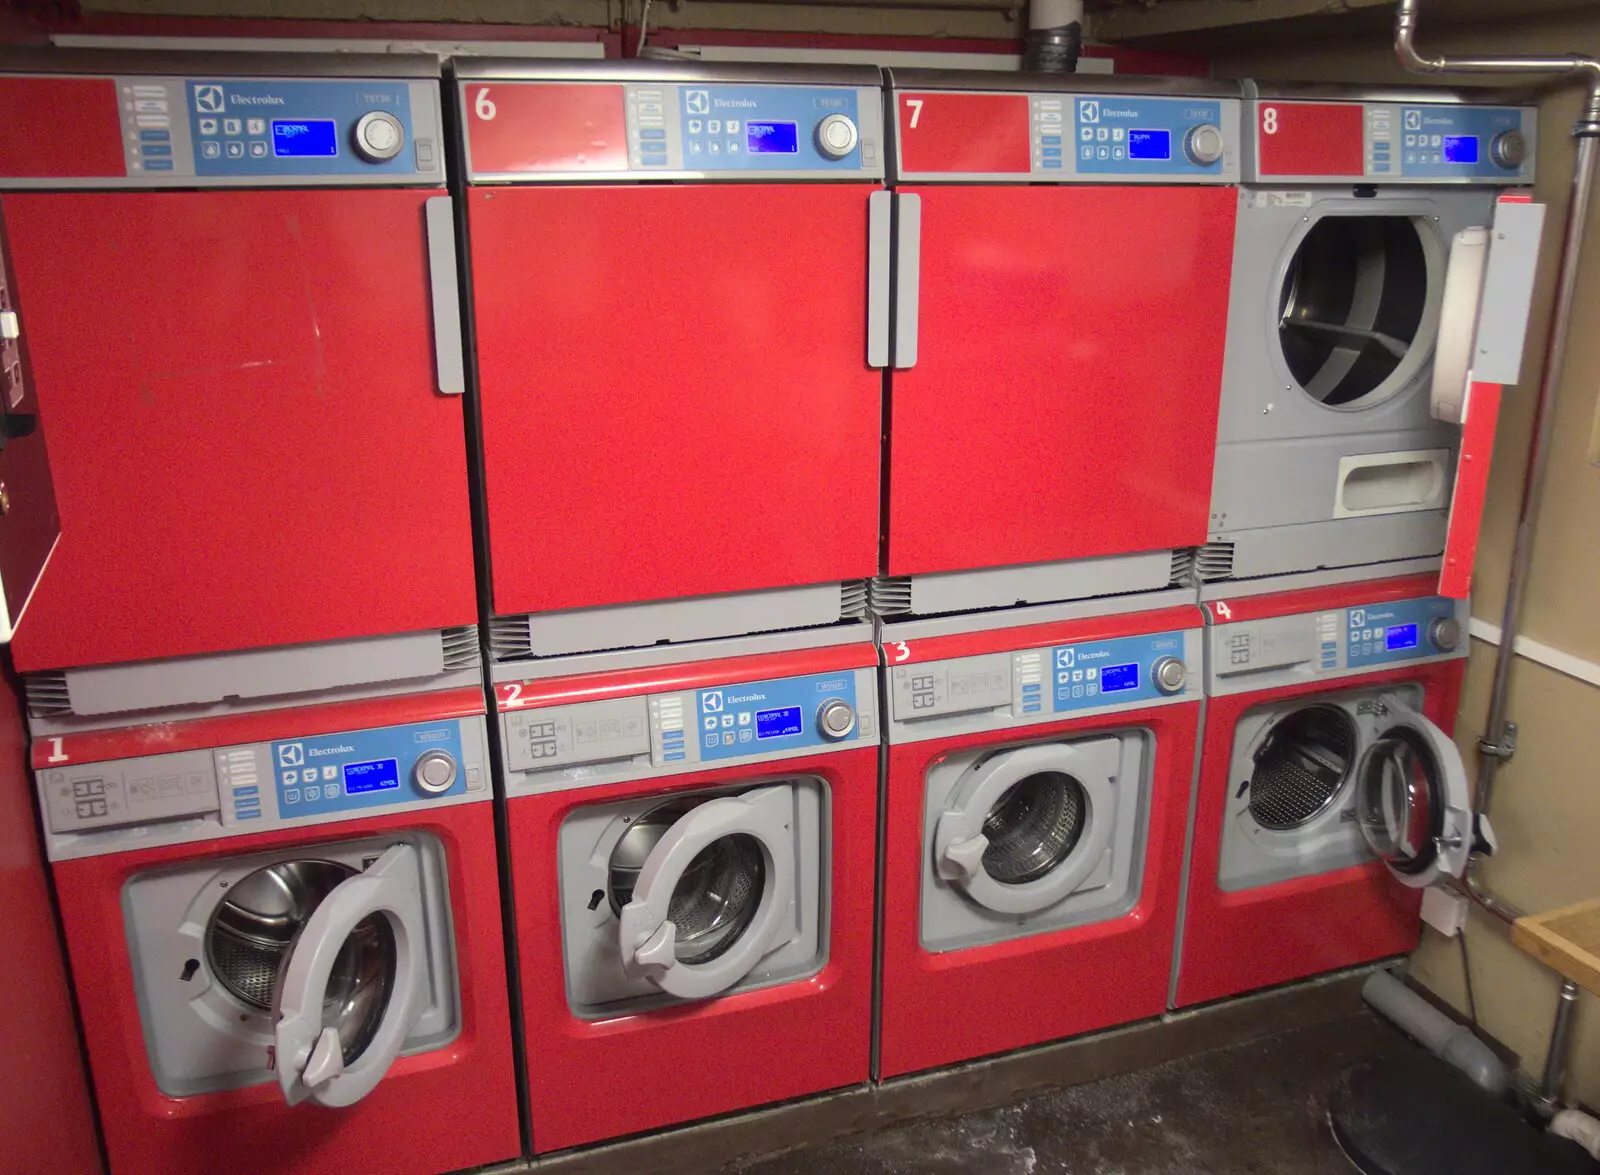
[500, 681, 525, 709]
[45, 736, 68, 764]
[904, 98, 923, 129]
[1212, 601, 1234, 621]
[474, 87, 497, 121]
[890, 641, 912, 663]
[1261, 106, 1279, 136]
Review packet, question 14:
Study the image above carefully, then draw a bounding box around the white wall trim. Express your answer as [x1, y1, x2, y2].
[1469, 617, 1600, 689]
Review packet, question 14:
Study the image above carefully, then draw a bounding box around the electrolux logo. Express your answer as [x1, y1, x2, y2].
[231, 93, 287, 106]
[1079, 99, 1100, 124]
[701, 691, 725, 713]
[277, 743, 304, 767]
[725, 691, 769, 705]
[194, 85, 224, 113]
[307, 744, 356, 757]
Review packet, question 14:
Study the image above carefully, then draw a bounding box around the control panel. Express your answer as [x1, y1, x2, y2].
[1205, 594, 1469, 697]
[499, 666, 877, 792]
[1068, 95, 1230, 177]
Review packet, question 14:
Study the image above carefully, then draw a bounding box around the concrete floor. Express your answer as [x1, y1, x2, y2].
[724, 1012, 1400, 1175]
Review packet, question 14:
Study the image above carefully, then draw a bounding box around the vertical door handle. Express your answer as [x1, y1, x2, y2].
[867, 189, 892, 368]
[894, 192, 921, 370]
[424, 195, 466, 396]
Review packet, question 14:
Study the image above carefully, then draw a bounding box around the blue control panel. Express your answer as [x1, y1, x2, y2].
[267, 719, 465, 820]
[695, 671, 857, 761]
[186, 79, 419, 178]
[1068, 96, 1225, 177]
[628, 84, 863, 172]
[1341, 597, 1459, 670]
[1387, 105, 1525, 179]
[1044, 630, 1188, 714]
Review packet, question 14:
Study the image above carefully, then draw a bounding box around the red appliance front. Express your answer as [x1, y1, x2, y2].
[879, 701, 1196, 1079]
[53, 799, 519, 1175]
[467, 184, 882, 618]
[887, 185, 1236, 577]
[4, 190, 477, 672]
[1175, 660, 1464, 1009]
[510, 744, 876, 1152]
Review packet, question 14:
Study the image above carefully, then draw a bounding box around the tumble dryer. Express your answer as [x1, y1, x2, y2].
[875, 71, 1239, 618]
[1174, 572, 1472, 1008]
[1204, 84, 1542, 589]
[0, 49, 475, 673]
[878, 591, 1202, 1078]
[457, 60, 884, 655]
[33, 683, 519, 1175]
[496, 626, 879, 1150]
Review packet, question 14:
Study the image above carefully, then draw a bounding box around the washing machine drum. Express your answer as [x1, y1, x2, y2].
[612, 785, 797, 1000]
[1245, 703, 1360, 831]
[1278, 215, 1439, 408]
[1353, 696, 1473, 888]
[934, 739, 1121, 916]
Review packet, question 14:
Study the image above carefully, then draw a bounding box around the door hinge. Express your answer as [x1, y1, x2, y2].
[1478, 721, 1518, 762]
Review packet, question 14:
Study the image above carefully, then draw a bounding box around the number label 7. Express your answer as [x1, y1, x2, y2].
[905, 98, 923, 129]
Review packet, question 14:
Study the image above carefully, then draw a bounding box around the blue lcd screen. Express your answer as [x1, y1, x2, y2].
[756, 706, 803, 739]
[1127, 129, 1171, 161]
[342, 758, 400, 794]
[1444, 135, 1480, 164]
[272, 119, 338, 158]
[1099, 663, 1140, 693]
[746, 121, 799, 154]
[1385, 624, 1420, 651]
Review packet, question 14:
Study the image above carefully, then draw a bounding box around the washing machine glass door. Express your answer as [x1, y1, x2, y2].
[1245, 703, 1360, 831]
[615, 785, 795, 1001]
[1353, 696, 1472, 888]
[934, 739, 1120, 916]
[268, 843, 428, 1107]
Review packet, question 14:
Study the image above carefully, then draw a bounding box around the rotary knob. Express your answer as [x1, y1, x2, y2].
[1184, 123, 1225, 167]
[1491, 130, 1527, 170]
[1152, 656, 1188, 695]
[815, 114, 859, 160]
[413, 750, 458, 795]
[1428, 617, 1462, 653]
[816, 698, 858, 740]
[353, 111, 406, 162]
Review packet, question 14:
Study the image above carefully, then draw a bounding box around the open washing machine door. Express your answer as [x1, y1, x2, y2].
[1352, 696, 1472, 888]
[262, 843, 429, 1107]
[615, 786, 797, 1001]
[934, 739, 1120, 916]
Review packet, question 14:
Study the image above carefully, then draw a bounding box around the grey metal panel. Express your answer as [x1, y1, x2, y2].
[898, 550, 1179, 618]
[867, 189, 892, 368]
[888, 68, 1243, 99]
[452, 58, 882, 86]
[1473, 198, 1547, 386]
[1198, 555, 1442, 603]
[0, 48, 442, 79]
[1211, 514, 1448, 584]
[1244, 79, 1542, 107]
[424, 196, 465, 396]
[893, 191, 920, 369]
[880, 586, 1199, 645]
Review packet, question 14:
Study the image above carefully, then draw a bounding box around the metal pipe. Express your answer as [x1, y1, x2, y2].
[1540, 980, 1582, 1112]
[1454, 871, 1523, 925]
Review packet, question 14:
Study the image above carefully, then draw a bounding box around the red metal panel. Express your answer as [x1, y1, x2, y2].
[0, 77, 124, 178]
[1439, 380, 1502, 600]
[462, 82, 628, 176]
[895, 92, 1031, 175]
[52, 801, 519, 1175]
[878, 700, 1196, 1078]
[1173, 659, 1464, 1008]
[888, 184, 1235, 577]
[469, 184, 881, 616]
[1199, 574, 1441, 627]
[511, 746, 876, 1150]
[884, 604, 1202, 667]
[1255, 101, 1365, 178]
[4, 189, 477, 672]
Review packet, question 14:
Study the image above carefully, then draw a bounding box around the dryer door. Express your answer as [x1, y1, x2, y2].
[270, 843, 428, 1107]
[616, 785, 797, 1001]
[1353, 696, 1472, 887]
[934, 739, 1120, 916]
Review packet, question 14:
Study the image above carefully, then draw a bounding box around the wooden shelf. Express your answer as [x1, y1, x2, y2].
[1512, 897, 1600, 997]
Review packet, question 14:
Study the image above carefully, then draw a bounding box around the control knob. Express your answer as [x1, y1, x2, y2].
[816, 114, 859, 160]
[1152, 656, 1188, 695]
[353, 111, 406, 163]
[413, 750, 459, 795]
[1184, 123, 1225, 167]
[1490, 130, 1527, 170]
[1428, 617, 1462, 653]
[816, 698, 858, 740]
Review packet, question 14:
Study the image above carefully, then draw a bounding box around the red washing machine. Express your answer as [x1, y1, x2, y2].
[878, 592, 1201, 1078]
[1174, 572, 1473, 1008]
[457, 60, 885, 655]
[0, 50, 476, 673]
[32, 682, 519, 1175]
[493, 626, 878, 1150]
[876, 72, 1239, 619]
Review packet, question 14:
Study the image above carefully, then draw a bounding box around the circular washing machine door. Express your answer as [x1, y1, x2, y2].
[240, 843, 429, 1107]
[1352, 695, 1473, 888]
[1244, 703, 1360, 832]
[933, 739, 1120, 917]
[614, 785, 796, 1000]
[1277, 214, 1445, 409]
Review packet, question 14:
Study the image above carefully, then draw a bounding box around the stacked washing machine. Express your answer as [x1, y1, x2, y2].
[2, 50, 518, 1175]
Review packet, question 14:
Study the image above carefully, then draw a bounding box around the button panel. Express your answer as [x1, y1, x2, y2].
[269, 719, 467, 819]
[503, 696, 650, 772]
[1065, 95, 1230, 178]
[39, 748, 217, 834]
[694, 671, 859, 761]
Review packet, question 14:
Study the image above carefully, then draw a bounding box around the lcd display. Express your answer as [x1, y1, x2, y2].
[342, 758, 400, 794]
[1443, 135, 1480, 164]
[272, 119, 339, 158]
[1099, 663, 1140, 693]
[756, 706, 803, 739]
[1127, 129, 1171, 161]
[747, 121, 799, 154]
[1385, 624, 1420, 651]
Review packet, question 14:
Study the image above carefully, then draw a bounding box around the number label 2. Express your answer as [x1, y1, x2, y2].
[904, 98, 924, 129]
[1261, 106, 1279, 136]
[473, 87, 497, 121]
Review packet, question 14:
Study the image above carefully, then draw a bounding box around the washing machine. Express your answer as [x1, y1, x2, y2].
[1173, 571, 1473, 1008]
[1204, 83, 1543, 591]
[457, 60, 884, 656]
[495, 625, 878, 1150]
[0, 49, 475, 674]
[33, 681, 517, 1175]
[872, 71, 1240, 620]
[877, 590, 1202, 1078]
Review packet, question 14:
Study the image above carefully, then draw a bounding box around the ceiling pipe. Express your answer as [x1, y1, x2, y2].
[1025, 0, 1082, 72]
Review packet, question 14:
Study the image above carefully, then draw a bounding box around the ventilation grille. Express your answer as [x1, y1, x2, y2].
[1169, 547, 1198, 587]
[24, 671, 69, 717]
[868, 576, 913, 617]
[840, 579, 870, 620]
[488, 615, 533, 663]
[1197, 542, 1236, 582]
[441, 626, 482, 671]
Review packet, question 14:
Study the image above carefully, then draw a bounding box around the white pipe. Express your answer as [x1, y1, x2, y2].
[1551, 1109, 1600, 1159]
[1362, 972, 1509, 1095]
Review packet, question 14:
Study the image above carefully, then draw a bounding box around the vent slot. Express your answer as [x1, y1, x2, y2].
[441, 626, 481, 671]
[24, 671, 70, 717]
[1169, 548, 1198, 587]
[1197, 542, 1236, 582]
[840, 579, 870, 620]
[869, 576, 914, 617]
[488, 615, 533, 663]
